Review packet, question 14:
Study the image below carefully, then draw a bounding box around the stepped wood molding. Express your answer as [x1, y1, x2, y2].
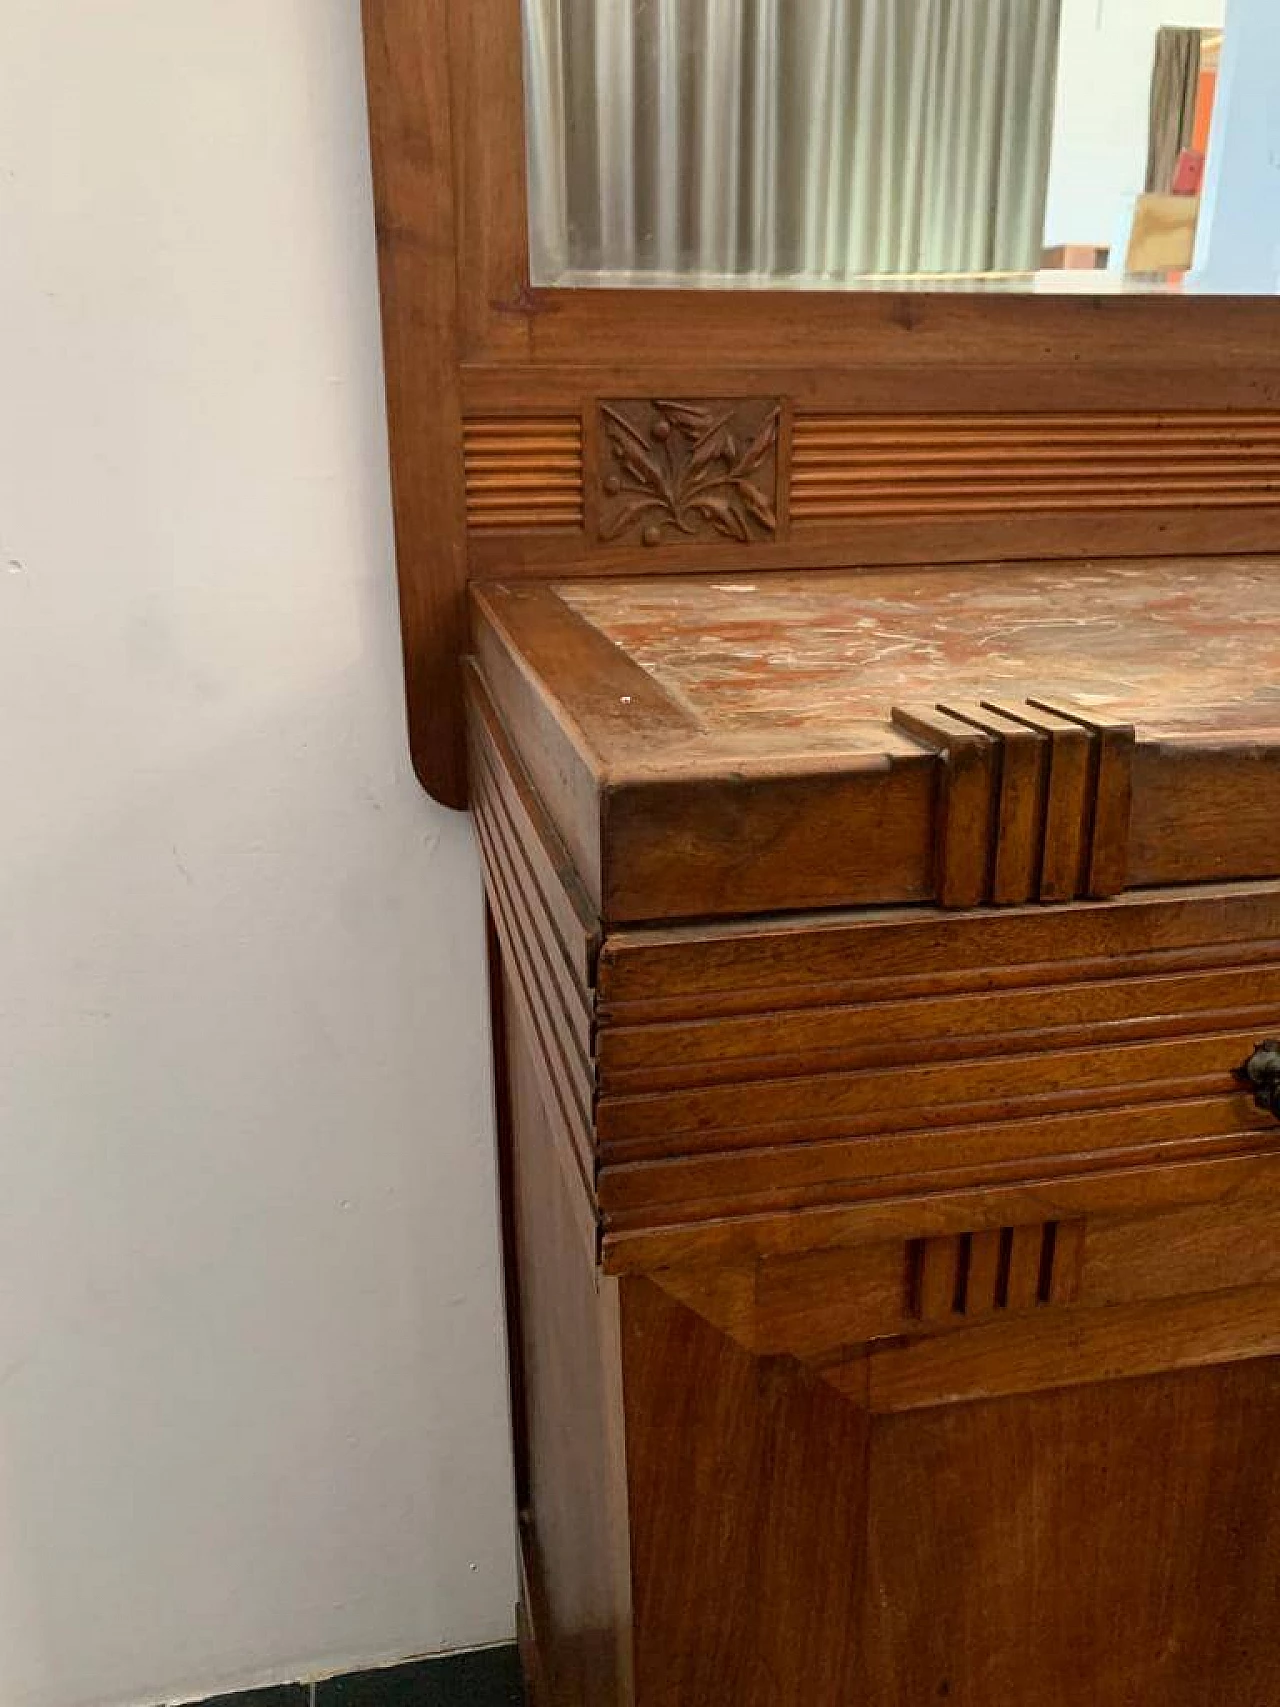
[890, 697, 1134, 909]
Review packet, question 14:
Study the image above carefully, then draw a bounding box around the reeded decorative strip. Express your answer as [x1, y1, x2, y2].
[791, 411, 1280, 521]
[464, 416, 584, 531]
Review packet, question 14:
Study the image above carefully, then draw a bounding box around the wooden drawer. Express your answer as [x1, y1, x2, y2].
[596, 894, 1280, 1272]
[599, 897, 1280, 1407]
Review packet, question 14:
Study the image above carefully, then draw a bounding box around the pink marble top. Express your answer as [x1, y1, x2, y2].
[557, 558, 1280, 741]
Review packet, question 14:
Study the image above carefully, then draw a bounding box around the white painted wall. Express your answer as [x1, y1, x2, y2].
[1044, 0, 1225, 250]
[0, 5, 516, 1707]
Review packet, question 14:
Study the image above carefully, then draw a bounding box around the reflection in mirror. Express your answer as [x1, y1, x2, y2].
[522, 0, 1278, 294]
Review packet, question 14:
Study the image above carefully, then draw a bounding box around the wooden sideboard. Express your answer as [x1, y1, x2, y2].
[467, 559, 1280, 1706]
[358, 5, 1280, 1699]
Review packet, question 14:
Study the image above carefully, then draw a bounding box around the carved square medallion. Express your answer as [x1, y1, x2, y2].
[598, 397, 781, 546]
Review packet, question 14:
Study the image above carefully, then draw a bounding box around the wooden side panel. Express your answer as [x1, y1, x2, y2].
[474, 768, 596, 1200]
[863, 1360, 1280, 1706]
[505, 982, 633, 1707]
[621, 1276, 870, 1707]
[362, 0, 469, 805]
[467, 662, 600, 1004]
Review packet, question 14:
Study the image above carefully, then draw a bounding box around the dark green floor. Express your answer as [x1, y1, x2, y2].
[183, 1645, 524, 1707]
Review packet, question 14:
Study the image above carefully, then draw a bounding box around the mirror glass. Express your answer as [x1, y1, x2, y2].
[523, 1, 1278, 294]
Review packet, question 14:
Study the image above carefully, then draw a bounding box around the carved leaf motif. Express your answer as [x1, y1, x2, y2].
[602, 411, 672, 503]
[692, 495, 753, 542]
[599, 496, 667, 542]
[601, 404, 652, 454]
[598, 398, 781, 547]
[739, 481, 779, 532]
[656, 399, 717, 440]
[684, 417, 736, 484]
[731, 407, 781, 480]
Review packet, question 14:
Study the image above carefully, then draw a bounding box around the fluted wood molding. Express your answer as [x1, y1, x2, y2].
[792, 411, 1280, 521]
[464, 416, 584, 531]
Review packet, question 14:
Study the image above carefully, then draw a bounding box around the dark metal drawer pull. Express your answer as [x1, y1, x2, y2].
[1238, 1041, 1280, 1120]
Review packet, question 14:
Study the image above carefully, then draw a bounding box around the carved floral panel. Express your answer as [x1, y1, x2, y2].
[598, 397, 781, 546]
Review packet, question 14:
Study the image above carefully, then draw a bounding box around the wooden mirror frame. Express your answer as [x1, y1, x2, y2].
[362, 0, 1280, 808]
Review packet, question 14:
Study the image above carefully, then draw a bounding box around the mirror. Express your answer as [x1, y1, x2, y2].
[523, 0, 1279, 294]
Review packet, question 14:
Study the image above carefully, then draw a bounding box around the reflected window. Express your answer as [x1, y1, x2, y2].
[523, 1, 1249, 293]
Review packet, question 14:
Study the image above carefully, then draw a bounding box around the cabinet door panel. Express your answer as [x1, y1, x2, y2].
[865, 1359, 1280, 1707]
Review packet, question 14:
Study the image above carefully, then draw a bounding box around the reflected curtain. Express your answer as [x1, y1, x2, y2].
[524, 0, 1063, 281]
[1145, 26, 1202, 194]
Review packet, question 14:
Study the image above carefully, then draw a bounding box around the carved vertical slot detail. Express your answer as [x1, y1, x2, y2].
[910, 1221, 1084, 1323]
[891, 697, 1134, 909]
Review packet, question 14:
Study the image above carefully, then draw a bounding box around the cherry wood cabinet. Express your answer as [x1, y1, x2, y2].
[359, 4, 1280, 1699]
[469, 559, 1280, 1705]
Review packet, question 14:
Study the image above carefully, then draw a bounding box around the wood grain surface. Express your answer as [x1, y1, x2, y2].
[472, 663, 1280, 1703]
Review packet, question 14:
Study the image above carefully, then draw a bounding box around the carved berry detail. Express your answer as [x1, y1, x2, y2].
[598, 398, 781, 547]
